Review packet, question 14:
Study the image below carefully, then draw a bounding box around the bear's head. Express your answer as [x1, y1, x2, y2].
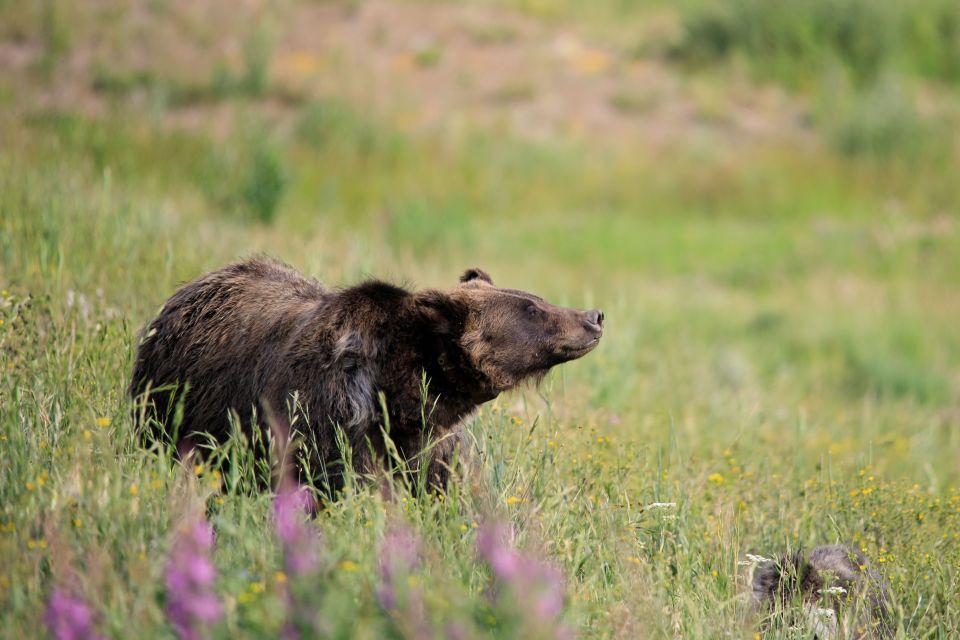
[414, 268, 603, 393]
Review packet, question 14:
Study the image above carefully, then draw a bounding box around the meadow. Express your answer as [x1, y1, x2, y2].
[1, 0, 959, 637]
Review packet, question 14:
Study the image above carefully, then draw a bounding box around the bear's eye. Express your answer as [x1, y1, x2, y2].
[526, 305, 541, 318]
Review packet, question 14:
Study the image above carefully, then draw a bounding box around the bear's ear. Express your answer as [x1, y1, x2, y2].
[460, 268, 493, 285]
[413, 290, 468, 336]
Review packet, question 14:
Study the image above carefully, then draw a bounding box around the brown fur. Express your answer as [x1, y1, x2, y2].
[752, 545, 893, 638]
[130, 258, 603, 495]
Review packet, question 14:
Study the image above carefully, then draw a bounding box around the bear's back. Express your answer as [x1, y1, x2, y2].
[131, 258, 327, 442]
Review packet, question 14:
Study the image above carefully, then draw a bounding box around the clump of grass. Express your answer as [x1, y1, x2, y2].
[844, 344, 950, 405]
[296, 98, 406, 162]
[198, 130, 288, 224]
[385, 198, 474, 259]
[39, 0, 69, 78]
[673, 0, 960, 87]
[241, 140, 287, 224]
[490, 82, 537, 104]
[210, 27, 274, 99]
[818, 74, 947, 160]
[413, 45, 444, 69]
[241, 27, 272, 98]
[609, 91, 658, 115]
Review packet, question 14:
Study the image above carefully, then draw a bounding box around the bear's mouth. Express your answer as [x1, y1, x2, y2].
[556, 335, 602, 361]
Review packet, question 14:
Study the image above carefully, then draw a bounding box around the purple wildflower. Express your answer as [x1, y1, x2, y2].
[273, 484, 324, 640]
[375, 523, 431, 638]
[376, 524, 421, 611]
[165, 519, 222, 640]
[476, 523, 521, 579]
[44, 588, 104, 640]
[273, 485, 320, 576]
[477, 522, 569, 639]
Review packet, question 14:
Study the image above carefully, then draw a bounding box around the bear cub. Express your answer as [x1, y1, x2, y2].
[752, 544, 892, 639]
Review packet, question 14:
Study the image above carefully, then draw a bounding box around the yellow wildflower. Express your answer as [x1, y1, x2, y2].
[573, 49, 610, 75]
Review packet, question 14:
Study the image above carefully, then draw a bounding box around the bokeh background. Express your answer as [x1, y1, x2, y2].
[2, 1, 959, 637]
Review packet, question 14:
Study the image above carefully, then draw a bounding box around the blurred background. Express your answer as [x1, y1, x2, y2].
[2, 0, 959, 470]
[2, 2, 960, 636]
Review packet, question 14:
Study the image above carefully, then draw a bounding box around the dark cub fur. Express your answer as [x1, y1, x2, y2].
[130, 258, 603, 494]
[752, 544, 893, 639]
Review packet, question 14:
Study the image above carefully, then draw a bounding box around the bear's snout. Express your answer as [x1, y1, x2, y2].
[584, 309, 604, 333]
[550, 307, 603, 360]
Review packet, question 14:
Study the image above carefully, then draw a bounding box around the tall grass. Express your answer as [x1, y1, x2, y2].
[2, 0, 960, 636]
[3, 106, 959, 636]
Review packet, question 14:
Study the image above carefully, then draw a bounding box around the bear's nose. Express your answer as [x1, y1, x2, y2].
[585, 309, 604, 330]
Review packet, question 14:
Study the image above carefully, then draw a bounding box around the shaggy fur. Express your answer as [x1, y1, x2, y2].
[130, 258, 603, 494]
[752, 545, 893, 638]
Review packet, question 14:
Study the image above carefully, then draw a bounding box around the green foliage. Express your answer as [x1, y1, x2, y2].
[818, 75, 947, 160]
[39, 0, 69, 77]
[842, 322, 951, 404]
[386, 198, 475, 258]
[196, 130, 288, 224]
[241, 140, 288, 224]
[209, 28, 274, 99]
[674, 0, 960, 86]
[296, 99, 407, 161]
[241, 27, 272, 98]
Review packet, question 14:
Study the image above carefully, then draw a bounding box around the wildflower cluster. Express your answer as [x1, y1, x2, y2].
[274, 486, 321, 577]
[165, 519, 222, 640]
[476, 522, 570, 639]
[273, 485, 324, 638]
[44, 588, 104, 640]
[376, 523, 430, 637]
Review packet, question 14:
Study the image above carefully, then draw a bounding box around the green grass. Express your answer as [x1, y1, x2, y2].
[2, 1, 960, 637]
[673, 0, 960, 87]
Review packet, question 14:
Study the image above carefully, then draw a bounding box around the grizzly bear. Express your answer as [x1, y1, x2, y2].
[130, 258, 603, 494]
[751, 545, 892, 638]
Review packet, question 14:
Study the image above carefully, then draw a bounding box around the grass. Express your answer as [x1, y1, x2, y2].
[2, 0, 960, 638]
[672, 0, 960, 87]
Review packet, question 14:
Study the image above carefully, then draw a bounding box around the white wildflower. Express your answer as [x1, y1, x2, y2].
[739, 553, 774, 566]
[644, 502, 676, 510]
